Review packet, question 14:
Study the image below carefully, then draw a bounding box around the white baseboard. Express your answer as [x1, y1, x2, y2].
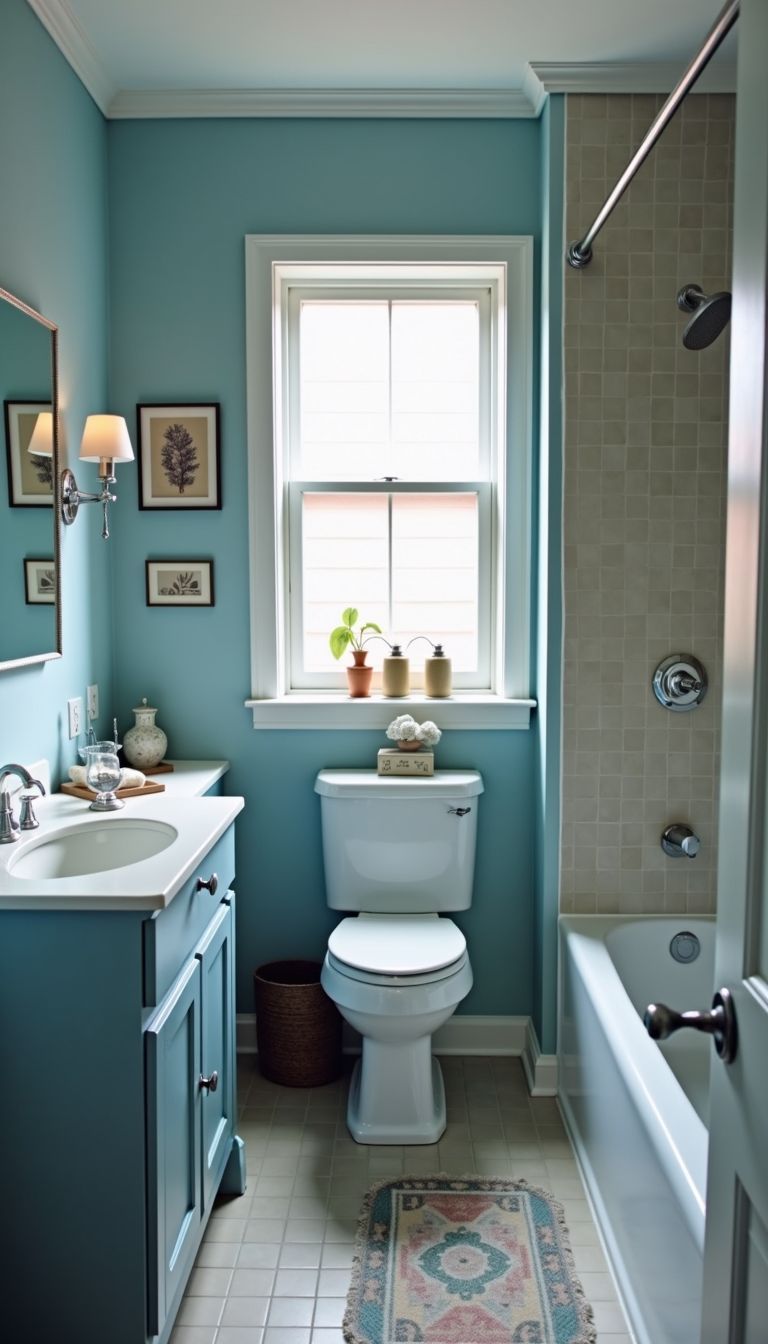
[237, 1013, 530, 1059]
[521, 1020, 559, 1096]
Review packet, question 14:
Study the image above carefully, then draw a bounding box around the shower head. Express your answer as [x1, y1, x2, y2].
[676, 283, 732, 350]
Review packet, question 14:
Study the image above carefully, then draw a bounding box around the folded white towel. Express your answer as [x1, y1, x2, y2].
[68, 765, 146, 791]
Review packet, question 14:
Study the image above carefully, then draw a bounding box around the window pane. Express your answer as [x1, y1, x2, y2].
[302, 493, 389, 673]
[297, 299, 480, 482]
[299, 303, 388, 479]
[392, 493, 479, 673]
[391, 303, 480, 479]
[301, 491, 480, 678]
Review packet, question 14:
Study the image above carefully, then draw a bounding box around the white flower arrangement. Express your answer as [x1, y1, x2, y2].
[386, 714, 442, 746]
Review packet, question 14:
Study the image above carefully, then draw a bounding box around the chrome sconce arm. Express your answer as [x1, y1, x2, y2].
[61, 467, 118, 540]
[60, 415, 134, 541]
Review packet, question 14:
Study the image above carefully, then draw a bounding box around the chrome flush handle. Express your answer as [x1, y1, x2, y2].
[644, 987, 738, 1063]
[448, 807, 472, 817]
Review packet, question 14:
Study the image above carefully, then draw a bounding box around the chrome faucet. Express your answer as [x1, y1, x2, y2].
[0, 764, 46, 843]
[661, 823, 700, 858]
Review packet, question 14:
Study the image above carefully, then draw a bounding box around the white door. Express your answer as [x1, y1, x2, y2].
[700, 1, 768, 1338]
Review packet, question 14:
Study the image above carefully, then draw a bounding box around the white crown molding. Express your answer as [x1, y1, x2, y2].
[107, 86, 539, 119]
[25, 0, 115, 115]
[527, 59, 738, 97]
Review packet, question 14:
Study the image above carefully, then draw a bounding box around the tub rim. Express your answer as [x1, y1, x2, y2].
[558, 912, 712, 1253]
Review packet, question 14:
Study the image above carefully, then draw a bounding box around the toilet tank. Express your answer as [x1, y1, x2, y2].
[314, 770, 484, 912]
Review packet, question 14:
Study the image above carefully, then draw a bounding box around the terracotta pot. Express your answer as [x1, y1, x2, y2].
[346, 650, 373, 698]
[397, 740, 423, 752]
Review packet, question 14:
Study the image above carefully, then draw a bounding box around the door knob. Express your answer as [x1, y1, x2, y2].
[643, 987, 737, 1063]
[199, 1070, 219, 1093]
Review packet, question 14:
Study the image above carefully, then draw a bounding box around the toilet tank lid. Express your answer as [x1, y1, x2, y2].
[314, 769, 484, 799]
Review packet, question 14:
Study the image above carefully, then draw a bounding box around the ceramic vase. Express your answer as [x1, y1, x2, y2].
[123, 698, 168, 769]
[346, 650, 373, 698]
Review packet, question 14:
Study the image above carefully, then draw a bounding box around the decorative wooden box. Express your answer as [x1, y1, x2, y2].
[377, 748, 434, 777]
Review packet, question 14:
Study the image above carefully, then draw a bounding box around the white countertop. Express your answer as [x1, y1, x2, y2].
[143, 759, 230, 798]
[0, 759, 243, 912]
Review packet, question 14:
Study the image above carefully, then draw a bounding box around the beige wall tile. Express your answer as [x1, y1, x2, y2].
[561, 93, 734, 914]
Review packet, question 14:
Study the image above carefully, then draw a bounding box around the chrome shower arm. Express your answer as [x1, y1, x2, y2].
[567, 0, 740, 269]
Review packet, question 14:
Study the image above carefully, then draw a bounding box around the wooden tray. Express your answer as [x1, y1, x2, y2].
[60, 780, 166, 801]
[143, 762, 175, 775]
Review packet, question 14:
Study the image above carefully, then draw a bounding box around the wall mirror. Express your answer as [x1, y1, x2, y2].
[0, 286, 61, 669]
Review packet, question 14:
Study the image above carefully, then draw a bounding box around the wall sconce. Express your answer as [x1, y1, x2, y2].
[27, 411, 55, 489]
[61, 414, 134, 540]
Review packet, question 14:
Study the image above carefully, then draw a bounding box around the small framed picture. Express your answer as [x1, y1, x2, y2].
[146, 559, 214, 607]
[24, 557, 56, 605]
[137, 403, 220, 509]
[4, 400, 54, 506]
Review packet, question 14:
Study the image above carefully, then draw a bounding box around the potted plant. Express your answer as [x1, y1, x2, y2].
[329, 607, 382, 698]
[386, 714, 442, 751]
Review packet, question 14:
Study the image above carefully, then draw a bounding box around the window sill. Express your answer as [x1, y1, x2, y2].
[244, 694, 536, 730]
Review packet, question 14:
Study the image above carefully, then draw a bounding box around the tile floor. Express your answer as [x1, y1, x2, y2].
[172, 1056, 633, 1344]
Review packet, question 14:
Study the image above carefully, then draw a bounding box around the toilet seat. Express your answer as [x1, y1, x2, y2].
[327, 948, 469, 988]
[327, 913, 466, 978]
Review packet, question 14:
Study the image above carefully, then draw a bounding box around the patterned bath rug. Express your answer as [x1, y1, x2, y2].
[345, 1175, 596, 1344]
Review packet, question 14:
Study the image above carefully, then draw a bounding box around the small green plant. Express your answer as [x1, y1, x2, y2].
[329, 607, 382, 660]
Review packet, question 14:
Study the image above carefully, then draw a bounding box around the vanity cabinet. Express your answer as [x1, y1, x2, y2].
[0, 817, 245, 1344]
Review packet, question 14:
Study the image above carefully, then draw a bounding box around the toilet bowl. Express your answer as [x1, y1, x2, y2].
[321, 913, 473, 1143]
[314, 769, 483, 1144]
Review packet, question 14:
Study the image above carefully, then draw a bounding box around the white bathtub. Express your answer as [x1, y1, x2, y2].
[558, 915, 715, 1344]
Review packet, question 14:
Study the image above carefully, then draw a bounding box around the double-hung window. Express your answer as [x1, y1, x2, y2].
[245, 237, 533, 727]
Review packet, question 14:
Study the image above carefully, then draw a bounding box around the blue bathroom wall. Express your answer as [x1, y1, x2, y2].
[533, 97, 565, 1054]
[107, 116, 543, 1016]
[0, 0, 112, 777]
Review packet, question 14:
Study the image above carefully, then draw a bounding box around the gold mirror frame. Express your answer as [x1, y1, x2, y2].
[0, 286, 61, 670]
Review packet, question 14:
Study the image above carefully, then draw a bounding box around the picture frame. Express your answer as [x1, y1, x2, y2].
[145, 559, 214, 607]
[4, 400, 54, 506]
[24, 557, 56, 605]
[137, 402, 220, 509]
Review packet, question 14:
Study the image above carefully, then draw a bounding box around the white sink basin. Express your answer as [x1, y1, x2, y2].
[7, 819, 178, 880]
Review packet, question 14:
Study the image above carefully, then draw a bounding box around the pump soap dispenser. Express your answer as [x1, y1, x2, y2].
[365, 637, 411, 697]
[408, 637, 453, 698]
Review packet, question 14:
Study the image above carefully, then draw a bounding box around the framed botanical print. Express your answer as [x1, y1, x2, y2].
[137, 402, 220, 509]
[24, 557, 56, 605]
[4, 400, 54, 506]
[145, 559, 214, 607]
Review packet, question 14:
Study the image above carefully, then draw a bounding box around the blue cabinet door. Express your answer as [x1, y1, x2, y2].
[145, 956, 202, 1338]
[196, 897, 236, 1212]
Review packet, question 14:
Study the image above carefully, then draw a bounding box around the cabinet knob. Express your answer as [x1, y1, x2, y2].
[199, 1070, 219, 1093]
[196, 872, 218, 895]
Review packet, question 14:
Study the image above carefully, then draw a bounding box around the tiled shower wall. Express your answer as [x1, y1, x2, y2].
[561, 93, 735, 914]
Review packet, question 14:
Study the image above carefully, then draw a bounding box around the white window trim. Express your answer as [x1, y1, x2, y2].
[244, 234, 536, 730]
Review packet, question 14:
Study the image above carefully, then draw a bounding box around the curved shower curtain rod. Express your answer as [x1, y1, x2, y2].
[567, 0, 740, 269]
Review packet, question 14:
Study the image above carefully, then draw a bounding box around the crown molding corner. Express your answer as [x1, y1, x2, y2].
[107, 85, 540, 120]
[26, 0, 115, 114]
[528, 60, 738, 96]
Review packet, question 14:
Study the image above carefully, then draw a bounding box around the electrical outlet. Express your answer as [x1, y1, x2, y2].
[67, 696, 84, 740]
[87, 683, 99, 722]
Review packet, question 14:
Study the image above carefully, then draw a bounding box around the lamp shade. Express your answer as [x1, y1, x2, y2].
[79, 414, 134, 464]
[27, 411, 54, 457]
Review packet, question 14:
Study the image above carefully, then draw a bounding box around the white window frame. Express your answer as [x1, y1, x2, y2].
[244, 235, 535, 729]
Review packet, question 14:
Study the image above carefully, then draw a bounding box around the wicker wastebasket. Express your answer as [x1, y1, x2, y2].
[253, 959, 342, 1087]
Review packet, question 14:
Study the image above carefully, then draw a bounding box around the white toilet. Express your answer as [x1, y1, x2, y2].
[315, 768, 483, 1144]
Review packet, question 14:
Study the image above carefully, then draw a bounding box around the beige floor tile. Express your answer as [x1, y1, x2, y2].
[174, 1056, 633, 1342]
[177, 1297, 224, 1326]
